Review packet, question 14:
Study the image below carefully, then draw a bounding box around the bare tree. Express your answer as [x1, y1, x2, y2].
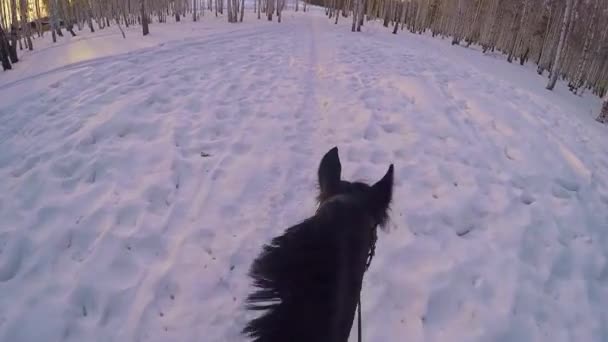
[141, 0, 149, 35]
[278, 0, 284, 22]
[257, 0, 261, 18]
[356, 0, 363, 30]
[240, 0, 245, 21]
[62, 0, 77, 36]
[597, 92, 608, 124]
[8, 0, 17, 56]
[0, 26, 11, 70]
[570, 0, 599, 94]
[36, 0, 45, 36]
[546, 0, 573, 90]
[267, 0, 274, 21]
[392, 0, 404, 34]
[351, 0, 358, 31]
[19, 0, 33, 50]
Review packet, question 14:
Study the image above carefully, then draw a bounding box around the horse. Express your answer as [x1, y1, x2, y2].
[243, 146, 394, 342]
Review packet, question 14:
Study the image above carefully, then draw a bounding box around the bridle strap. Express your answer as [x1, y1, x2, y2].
[358, 227, 378, 342]
[358, 294, 363, 342]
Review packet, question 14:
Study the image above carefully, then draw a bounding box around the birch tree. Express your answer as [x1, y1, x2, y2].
[8, 0, 17, 59]
[193, 0, 197, 21]
[19, 0, 32, 49]
[569, 0, 599, 94]
[546, 0, 573, 90]
[267, 0, 274, 21]
[239, 0, 244, 22]
[351, 0, 358, 31]
[141, 0, 149, 35]
[0, 25, 11, 70]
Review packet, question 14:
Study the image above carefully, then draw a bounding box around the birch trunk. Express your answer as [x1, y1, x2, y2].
[240, 0, 245, 22]
[141, 0, 149, 35]
[193, 0, 197, 21]
[35, 0, 43, 36]
[546, 0, 573, 90]
[19, 0, 33, 50]
[571, 0, 599, 93]
[0, 26, 11, 70]
[9, 0, 18, 55]
[87, 0, 95, 33]
[351, 0, 358, 31]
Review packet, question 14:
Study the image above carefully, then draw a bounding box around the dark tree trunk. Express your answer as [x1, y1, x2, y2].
[87, 5, 95, 32]
[392, 2, 400, 34]
[8, 26, 18, 63]
[356, 0, 364, 31]
[35, 0, 43, 37]
[597, 96, 608, 124]
[141, 0, 149, 35]
[67, 23, 77, 36]
[0, 27, 12, 70]
[519, 48, 529, 66]
[240, 0, 245, 21]
[382, 1, 390, 27]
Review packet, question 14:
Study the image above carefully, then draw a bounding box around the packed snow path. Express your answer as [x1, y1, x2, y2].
[1, 12, 608, 342]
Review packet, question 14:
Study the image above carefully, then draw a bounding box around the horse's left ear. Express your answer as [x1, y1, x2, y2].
[318, 147, 342, 199]
[370, 164, 394, 225]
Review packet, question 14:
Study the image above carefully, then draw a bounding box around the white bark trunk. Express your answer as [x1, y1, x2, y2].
[240, 0, 245, 21]
[193, 0, 197, 21]
[356, 0, 364, 31]
[571, 0, 599, 93]
[20, 0, 32, 50]
[546, 0, 573, 90]
[50, 0, 58, 42]
[141, 0, 149, 35]
[351, 0, 358, 31]
[257, 0, 261, 18]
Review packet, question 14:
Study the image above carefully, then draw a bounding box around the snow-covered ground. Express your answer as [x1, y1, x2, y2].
[1, 9, 608, 342]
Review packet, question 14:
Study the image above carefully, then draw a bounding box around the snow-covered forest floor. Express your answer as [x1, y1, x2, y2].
[1, 9, 607, 342]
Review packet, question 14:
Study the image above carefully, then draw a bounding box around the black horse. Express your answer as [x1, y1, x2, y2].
[243, 147, 394, 342]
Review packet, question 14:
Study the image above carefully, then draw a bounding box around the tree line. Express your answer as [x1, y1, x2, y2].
[314, 0, 608, 123]
[1, 0, 607, 122]
[0, 0, 296, 70]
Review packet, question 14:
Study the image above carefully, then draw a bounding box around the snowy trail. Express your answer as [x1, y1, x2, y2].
[2, 12, 608, 342]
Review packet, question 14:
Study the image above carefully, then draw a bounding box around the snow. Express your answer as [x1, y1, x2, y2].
[1, 9, 608, 342]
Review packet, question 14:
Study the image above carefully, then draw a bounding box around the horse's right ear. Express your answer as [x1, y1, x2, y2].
[370, 164, 394, 227]
[318, 147, 341, 198]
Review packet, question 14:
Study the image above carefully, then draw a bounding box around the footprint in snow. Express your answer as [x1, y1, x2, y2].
[520, 192, 536, 205]
[554, 178, 580, 192]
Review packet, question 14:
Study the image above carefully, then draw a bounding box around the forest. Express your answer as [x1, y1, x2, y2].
[1, 0, 607, 120]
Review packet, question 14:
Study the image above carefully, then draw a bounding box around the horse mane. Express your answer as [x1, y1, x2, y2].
[243, 199, 374, 342]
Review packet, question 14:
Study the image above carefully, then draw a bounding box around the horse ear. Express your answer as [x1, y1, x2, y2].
[318, 147, 341, 198]
[370, 164, 394, 225]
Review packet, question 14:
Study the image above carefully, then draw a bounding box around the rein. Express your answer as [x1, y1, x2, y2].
[358, 226, 377, 342]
